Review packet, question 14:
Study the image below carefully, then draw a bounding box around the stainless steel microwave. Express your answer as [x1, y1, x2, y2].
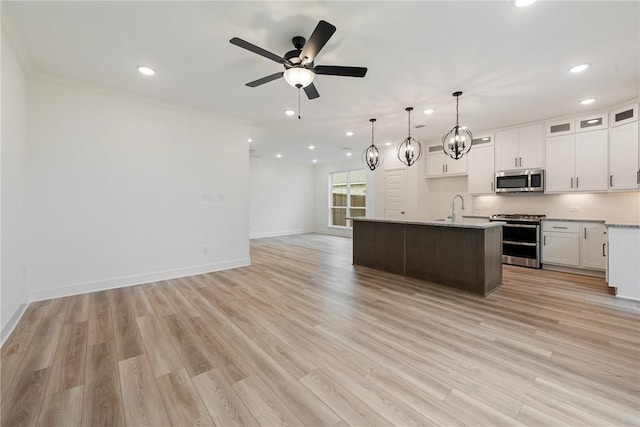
[495, 168, 544, 193]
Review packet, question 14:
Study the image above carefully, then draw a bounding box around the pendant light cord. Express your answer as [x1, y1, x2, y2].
[455, 94, 460, 126]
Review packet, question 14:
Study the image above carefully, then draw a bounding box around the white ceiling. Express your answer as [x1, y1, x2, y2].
[4, 1, 639, 164]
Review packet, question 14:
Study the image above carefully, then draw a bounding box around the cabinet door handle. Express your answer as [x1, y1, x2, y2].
[491, 181, 494, 191]
[570, 177, 573, 188]
[442, 164, 444, 173]
[446, 164, 448, 173]
[515, 157, 518, 167]
[637, 169, 639, 184]
[543, 235, 546, 245]
[584, 228, 587, 239]
[519, 157, 522, 167]
[602, 243, 606, 257]
[576, 177, 579, 188]
[610, 175, 614, 187]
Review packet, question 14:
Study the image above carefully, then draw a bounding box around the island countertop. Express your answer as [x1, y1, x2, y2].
[351, 217, 505, 229]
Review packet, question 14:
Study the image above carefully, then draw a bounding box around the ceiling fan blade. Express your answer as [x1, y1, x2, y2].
[299, 20, 336, 64]
[246, 72, 284, 87]
[314, 65, 368, 78]
[230, 37, 291, 65]
[304, 83, 320, 100]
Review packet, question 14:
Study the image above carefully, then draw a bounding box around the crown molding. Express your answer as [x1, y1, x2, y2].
[1, 7, 35, 76]
[30, 71, 254, 127]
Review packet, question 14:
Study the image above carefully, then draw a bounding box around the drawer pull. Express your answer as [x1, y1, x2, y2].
[610, 175, 613, 187]
[552, 226, 568, 229]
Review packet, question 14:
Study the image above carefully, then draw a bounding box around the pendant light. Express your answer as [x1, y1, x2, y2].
[397, 107, 422, 167]
[442, 91, 473, 160]
[362, 118, 382, 171]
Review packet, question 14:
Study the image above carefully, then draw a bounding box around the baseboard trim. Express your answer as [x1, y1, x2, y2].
[28, 258, 251, 302]
[250, 229, 314, 239]
[1, 300, 29, 347]
[542, 264, 606, 278]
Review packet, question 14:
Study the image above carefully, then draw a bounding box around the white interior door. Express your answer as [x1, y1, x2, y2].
[384, 168, 407, 219]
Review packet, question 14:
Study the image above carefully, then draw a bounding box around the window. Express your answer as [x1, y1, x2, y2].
[329, 169, 366, 228]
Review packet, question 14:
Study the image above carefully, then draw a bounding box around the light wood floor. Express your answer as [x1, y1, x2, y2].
[2, 234, 639, 426]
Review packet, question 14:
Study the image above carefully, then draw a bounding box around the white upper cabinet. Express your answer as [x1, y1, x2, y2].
[610, 103, 638, 127]
[545, 130, 608, 193]
[518, 124, 545, 169]
[609, 121, 639, 190]
[574, 129, 609, 191]
[495, 124, 544, 171]
[467, 135, 495, 194]
[425, 144, 467, 178]
[545, 134, 575, 192]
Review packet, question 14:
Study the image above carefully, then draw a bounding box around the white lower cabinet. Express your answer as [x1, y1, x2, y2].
[542, 221, 606, 271]
[608, 226, 640, 300]
[581, 223, 607, 270]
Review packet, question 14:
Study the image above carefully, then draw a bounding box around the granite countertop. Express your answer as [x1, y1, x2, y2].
[543, 218, 606, 223]
[540, 217, 639, 228]
[605, 222, 640, 229]
[351, 217, 505, 229]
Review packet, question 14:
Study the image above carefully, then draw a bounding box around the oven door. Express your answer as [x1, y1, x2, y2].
[501, 223, 541, 268]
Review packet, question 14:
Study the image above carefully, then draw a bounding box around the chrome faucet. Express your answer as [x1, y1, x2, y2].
[451, 194, 465, 223]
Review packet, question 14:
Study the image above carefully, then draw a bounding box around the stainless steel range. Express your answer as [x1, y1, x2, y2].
[489, 214, 546, 268]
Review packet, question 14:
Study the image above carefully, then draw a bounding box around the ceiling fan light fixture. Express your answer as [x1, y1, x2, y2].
[283, 67, 315, 88]
[442, 91, 472, 160]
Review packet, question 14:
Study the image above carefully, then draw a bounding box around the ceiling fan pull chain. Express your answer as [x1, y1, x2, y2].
[298, 87, 301, 120]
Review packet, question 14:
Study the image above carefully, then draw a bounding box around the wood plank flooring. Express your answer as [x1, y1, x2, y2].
[2, 233, 639, 426]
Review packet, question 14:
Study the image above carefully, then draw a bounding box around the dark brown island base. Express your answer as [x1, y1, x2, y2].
[352, 218, 505, 296]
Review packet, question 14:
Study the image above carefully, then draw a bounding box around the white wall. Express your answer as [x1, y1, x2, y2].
[249, 157, 314, 238]
[1, 35, 29, 341]
[313, 158, 375, 237]
[25, 78, 251, 300]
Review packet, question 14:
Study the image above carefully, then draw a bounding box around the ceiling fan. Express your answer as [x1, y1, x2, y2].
[229, 20, 367, 100]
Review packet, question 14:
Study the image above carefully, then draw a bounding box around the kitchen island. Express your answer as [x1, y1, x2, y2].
[352, 218, 504, 296]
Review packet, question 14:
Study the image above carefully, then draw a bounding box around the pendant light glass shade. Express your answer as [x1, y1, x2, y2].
[283, 67, 315, 88]
[397, 107, 422, 167]
[442, 91, 472, 160]
[362, 118, 382, 171]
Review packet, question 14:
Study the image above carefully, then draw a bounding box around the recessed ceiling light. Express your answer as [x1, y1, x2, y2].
[514, 0, 536, 7]
[346, 131, 354, 137]
[346, 152, 352, 156]
[384, 142, 392, 146]
[424, 109, 435, 115]
[580, 98, 596, 105]
[248, 138, 252, 143]
[308, 145, 315, 150]
[312, 159, 317, 163]
[276, 154, 282, 158]
[569, 64, 590, 73]
[285, 110, 295, 116]
[138, 66, 155, 76]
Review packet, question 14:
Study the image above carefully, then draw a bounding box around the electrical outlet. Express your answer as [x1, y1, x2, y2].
[569, 206, 579, 212]
[202, 246, 209, 254]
